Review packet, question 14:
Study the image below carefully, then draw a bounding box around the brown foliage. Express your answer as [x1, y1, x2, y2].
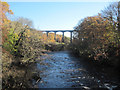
[0, 1, 13, 45]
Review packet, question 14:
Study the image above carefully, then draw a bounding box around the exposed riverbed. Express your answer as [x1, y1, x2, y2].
[35, 51, 120, 89]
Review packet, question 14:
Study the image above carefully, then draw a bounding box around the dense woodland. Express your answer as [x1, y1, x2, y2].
[1, 1, 120, 89]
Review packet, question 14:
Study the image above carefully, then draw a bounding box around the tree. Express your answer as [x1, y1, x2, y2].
[101, 2, 120, 31]
[74, 14, 111, 44]
[17, 17, 34, 28]
[0, 1, 13, 24]
[0, 1, 13, 51]
[73, 14, 112, 59]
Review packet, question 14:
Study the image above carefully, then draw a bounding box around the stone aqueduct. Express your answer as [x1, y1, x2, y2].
[41, 30, 74, 43]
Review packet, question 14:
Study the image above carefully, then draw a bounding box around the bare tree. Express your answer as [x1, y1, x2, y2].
[17, 17, 34, 28]
[101, 2, 120, 31]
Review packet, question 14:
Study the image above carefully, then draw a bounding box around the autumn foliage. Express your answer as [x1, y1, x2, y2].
[1, 1, 69, 89]
[71, 2, 120, 67]
[0, 1, 13, 44]
[2, 1, 120, 89]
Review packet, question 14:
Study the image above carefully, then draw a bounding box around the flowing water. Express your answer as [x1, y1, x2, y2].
[35, 51, 120, 89]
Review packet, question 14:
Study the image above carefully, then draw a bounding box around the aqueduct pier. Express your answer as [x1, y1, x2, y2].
[41, 30, 74, 43]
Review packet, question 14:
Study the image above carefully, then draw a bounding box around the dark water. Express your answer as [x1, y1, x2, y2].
[36, 51, 120, 89]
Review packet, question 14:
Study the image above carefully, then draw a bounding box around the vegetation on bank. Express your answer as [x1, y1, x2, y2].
[1, 1, 69, 89]
[70, 2, 120, 68]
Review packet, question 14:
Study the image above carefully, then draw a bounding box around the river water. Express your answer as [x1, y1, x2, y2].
[35, 51, 120, 89]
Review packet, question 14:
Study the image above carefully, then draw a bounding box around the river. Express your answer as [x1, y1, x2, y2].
[35, 51, 120, 89]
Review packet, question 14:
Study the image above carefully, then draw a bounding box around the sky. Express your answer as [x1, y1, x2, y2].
[8, 2, 112, 37]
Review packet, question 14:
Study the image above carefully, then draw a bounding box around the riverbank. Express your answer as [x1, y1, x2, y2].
[2, 47, 120, 89]
[45, 42, 69, 51]
[2, 41, 67, 89]
[2, 49, 50, 89]
[69, 51, 120, 85]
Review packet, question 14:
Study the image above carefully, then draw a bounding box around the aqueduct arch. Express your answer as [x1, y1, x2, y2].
[41, 30, 73, 43]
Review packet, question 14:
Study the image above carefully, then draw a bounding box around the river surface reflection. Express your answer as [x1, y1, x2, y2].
[36, 51, 120, 89]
